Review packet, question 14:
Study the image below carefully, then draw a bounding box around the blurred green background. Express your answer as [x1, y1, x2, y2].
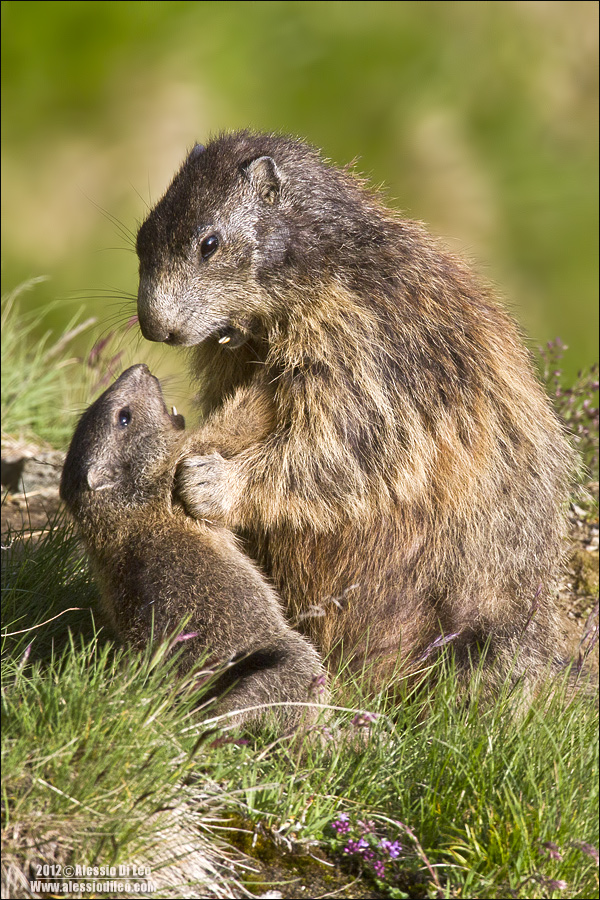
[2, 0, 598, 413]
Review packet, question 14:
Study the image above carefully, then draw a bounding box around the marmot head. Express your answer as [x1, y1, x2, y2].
[136, 131, 389, 348]
[60, 364, 185, 514]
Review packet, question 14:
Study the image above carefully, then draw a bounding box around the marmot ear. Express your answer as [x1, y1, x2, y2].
[189, 142, 206, 159]
[87, 464, 117, 492]
[243, 156, 281, 205]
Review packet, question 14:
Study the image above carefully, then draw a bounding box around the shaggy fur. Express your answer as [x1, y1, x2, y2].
[136, 130, 576, 687]
[60, 364, 326, 728]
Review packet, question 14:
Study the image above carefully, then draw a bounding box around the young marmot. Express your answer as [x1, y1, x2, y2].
[135, 131, 576, 688]
[60, 364, 326, 728]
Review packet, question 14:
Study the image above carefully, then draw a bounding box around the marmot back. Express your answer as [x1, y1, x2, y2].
[60, 364, 326, 728]
[136, 131, 577, 690]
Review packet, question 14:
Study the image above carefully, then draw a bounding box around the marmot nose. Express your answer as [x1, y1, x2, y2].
[116, 363, 152, 383]
[137, 278, 176, 343]
[137, 312, 171, 343]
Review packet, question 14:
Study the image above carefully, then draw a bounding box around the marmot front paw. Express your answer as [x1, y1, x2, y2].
[176, 452, 232, 522]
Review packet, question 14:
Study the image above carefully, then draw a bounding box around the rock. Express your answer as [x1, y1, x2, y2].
[570, 547, 600, 596]
[1, 437, 65, 495]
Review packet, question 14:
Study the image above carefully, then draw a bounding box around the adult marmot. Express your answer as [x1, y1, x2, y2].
[60, 364, 326, 727]
[136, 131, 575, 688]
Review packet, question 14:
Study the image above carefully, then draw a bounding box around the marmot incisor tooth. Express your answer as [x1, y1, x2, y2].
[136, 131, 576, 688]
[60, 364, 326, 727]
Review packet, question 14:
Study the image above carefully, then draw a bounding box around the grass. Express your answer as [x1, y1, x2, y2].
[2, 623, 247, 897]
[1, 280, 142, 451]
[0, 280, 98, 449]
[539, 337, 599, 488]
[3, 521, 598, 898]
[2, 289, 599, 899]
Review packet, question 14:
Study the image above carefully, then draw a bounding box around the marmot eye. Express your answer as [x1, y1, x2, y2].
[117, 407, 131, 428]
[200, 234, 219, 261]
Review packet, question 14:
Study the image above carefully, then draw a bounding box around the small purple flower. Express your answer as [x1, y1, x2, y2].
[87, 334, 112, 366]
[310, 673, 327, 695]
[373, 860, 385, 878]
[331, 813, 350, 834]
[545, 879, 568, 891]
[358, 819, 375, 833]
[388, 841, 402, 859]
[379, 838, 402, 858]
[541, 841, 563, 862]
[344, 837, 369, 855]
[173, 631, 200, 643]
[573, 841, 599, 865]
[351, 711, 379, 727]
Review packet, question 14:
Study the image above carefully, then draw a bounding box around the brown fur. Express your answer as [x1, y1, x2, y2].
[60, 364, 326, 728]
[136, 131, 576, 689]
